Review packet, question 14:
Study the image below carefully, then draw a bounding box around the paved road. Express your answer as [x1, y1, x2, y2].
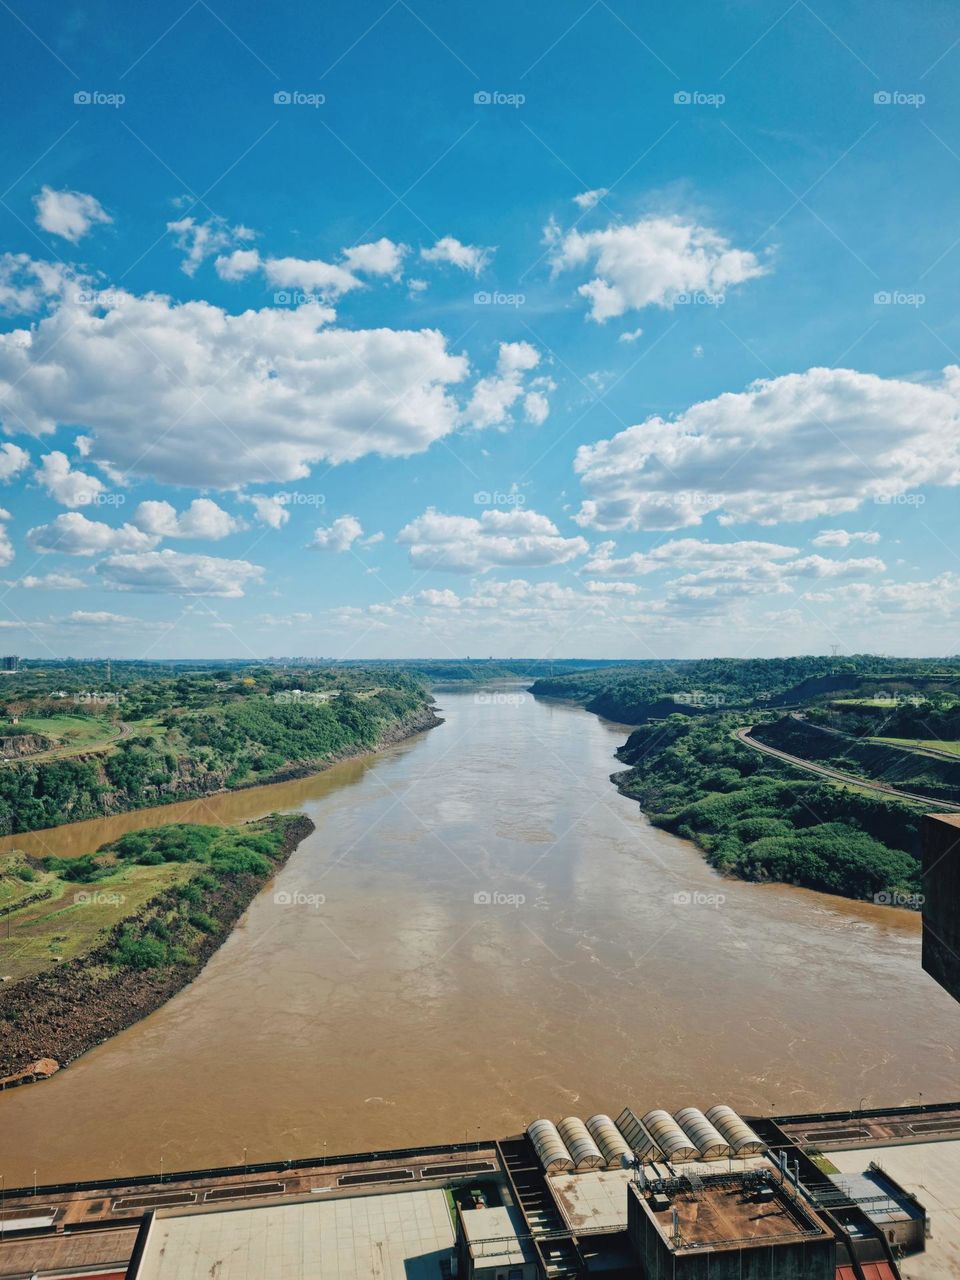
[735, 726, 960, 811]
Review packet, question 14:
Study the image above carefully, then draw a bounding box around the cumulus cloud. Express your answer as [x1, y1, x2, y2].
[547, 213, 768, 321]
[34, 187, 112, 243]
[132, 498, 245, 540]
[168, 215, 255, 276]
[572, 188, 609, 211]
[18, 571, 86, 589]
[215, 237, 407, 298]
[0, 442, 30, 480]
[0, 507, 12, 567]
[0, 253, 71, 314]
[69, 610, 139, 626]
[584, 537, 885, 601]
[27, 512, 158, 556]
[0, 284, 472, 487]
[397, 507, 589, 573]
[575, 366, 960, 530]
[420, 236, 494, 276]
[466, 342, 553, 429]
[95, 549, 263, 597]
[36, 451, 107, 508]
[240, 493, 290, 529]
[812, 528, 881, 548]
[310, 515, 380, 552]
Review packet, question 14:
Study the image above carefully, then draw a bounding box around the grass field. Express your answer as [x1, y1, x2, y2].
[0, 852, 197, 982]
[3, 714, 122, 761]
[874, 737, 960, 755]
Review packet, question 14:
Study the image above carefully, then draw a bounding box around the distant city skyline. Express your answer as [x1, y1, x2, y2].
[1, 0, 959, 659]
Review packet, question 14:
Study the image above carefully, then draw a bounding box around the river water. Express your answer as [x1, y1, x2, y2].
[1, 686, 957, 1185]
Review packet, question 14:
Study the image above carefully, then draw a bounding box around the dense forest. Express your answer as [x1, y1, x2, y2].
[614, 715, 923, 900]
[0, 671, 437, 834]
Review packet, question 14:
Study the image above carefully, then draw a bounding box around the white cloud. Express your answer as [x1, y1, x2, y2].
[547, 213, 768, 321]
[215, 238, 407, 297]
[341, 238, 407, 279]
[0, 442, 30, 480]
[132, 498, 245, 540]
[585, 538, 800, 575]
[397, 507, 589, 573]
[168, 215, 255, 276]
[69, 610, 139, 626]
[812, 528, 881, 547]
[0, 284, 472, 487]
[0, 507, 12, 567]
[36, 451, 107, 508]
[572, 188, 609, 211]
[95, 549, 263, 597]
[214, 248, 261, 281]
[420, 236, 494, 276]
[0, 253, 71, 314]
[310, 514, 380, 552]
[27, 512, 158, 556]
[240, 493, 290, 529]
[575, 366, 960, 530]
[466, 342, 552, 429]
[34, 187, 112, 243]
[618, 327, 644, 344]
[19, 571, 86, 589]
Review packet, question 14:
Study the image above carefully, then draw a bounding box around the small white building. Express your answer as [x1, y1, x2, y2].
[459, 1204, 538, 1280]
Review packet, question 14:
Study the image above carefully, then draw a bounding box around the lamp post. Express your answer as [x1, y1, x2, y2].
[858, 1098, 867, 1142]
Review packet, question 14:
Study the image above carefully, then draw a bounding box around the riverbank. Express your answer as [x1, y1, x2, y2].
[0, 698, 443, 835]
[0, 813, 315, 1084]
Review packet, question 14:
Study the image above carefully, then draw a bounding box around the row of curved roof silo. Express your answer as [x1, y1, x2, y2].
[527, 1105, 764, 1174]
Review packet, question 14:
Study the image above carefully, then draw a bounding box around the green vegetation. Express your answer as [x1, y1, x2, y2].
[0, 668, 435, 834]
[0, 815, 304, 984]
[751, 716, 960, 804]
[615, 714, 923, 900]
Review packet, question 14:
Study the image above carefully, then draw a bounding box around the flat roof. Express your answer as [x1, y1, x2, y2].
[831, 1141, 960, 1280]
[130, 1188, 456, 1280]
[461, 1204, 535, 1270]
[829, 1169, 924, 1225]
[631, 1177, 829, 1253]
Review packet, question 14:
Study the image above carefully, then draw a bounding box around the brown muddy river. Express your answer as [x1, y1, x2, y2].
[1, 686, 958, 1185]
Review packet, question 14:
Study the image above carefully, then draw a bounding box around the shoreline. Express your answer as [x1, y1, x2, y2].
[0, 702, 443, 845]
[0, 814, 317, 1085]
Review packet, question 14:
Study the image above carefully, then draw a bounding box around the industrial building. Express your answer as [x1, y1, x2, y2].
[0, 1102, 953, 1280]
[922, 813, 960, 1004]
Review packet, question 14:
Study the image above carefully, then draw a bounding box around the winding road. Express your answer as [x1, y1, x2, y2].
[735, 725, 960, 811]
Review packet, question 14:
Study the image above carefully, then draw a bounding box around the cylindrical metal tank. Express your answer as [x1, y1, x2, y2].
[674, 1107, 732, 1160]
[615, 1107, 661, 1161]
[527, 1119, 574, 1173]
[556, 1117, 605, 1170]
[641, 1110, 699, 1163]
[704, 1105, 766, 1155]
[585, 1114, 633, 1168]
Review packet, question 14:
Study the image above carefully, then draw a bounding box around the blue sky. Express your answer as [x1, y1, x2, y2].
[0, 0, 959, 660]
